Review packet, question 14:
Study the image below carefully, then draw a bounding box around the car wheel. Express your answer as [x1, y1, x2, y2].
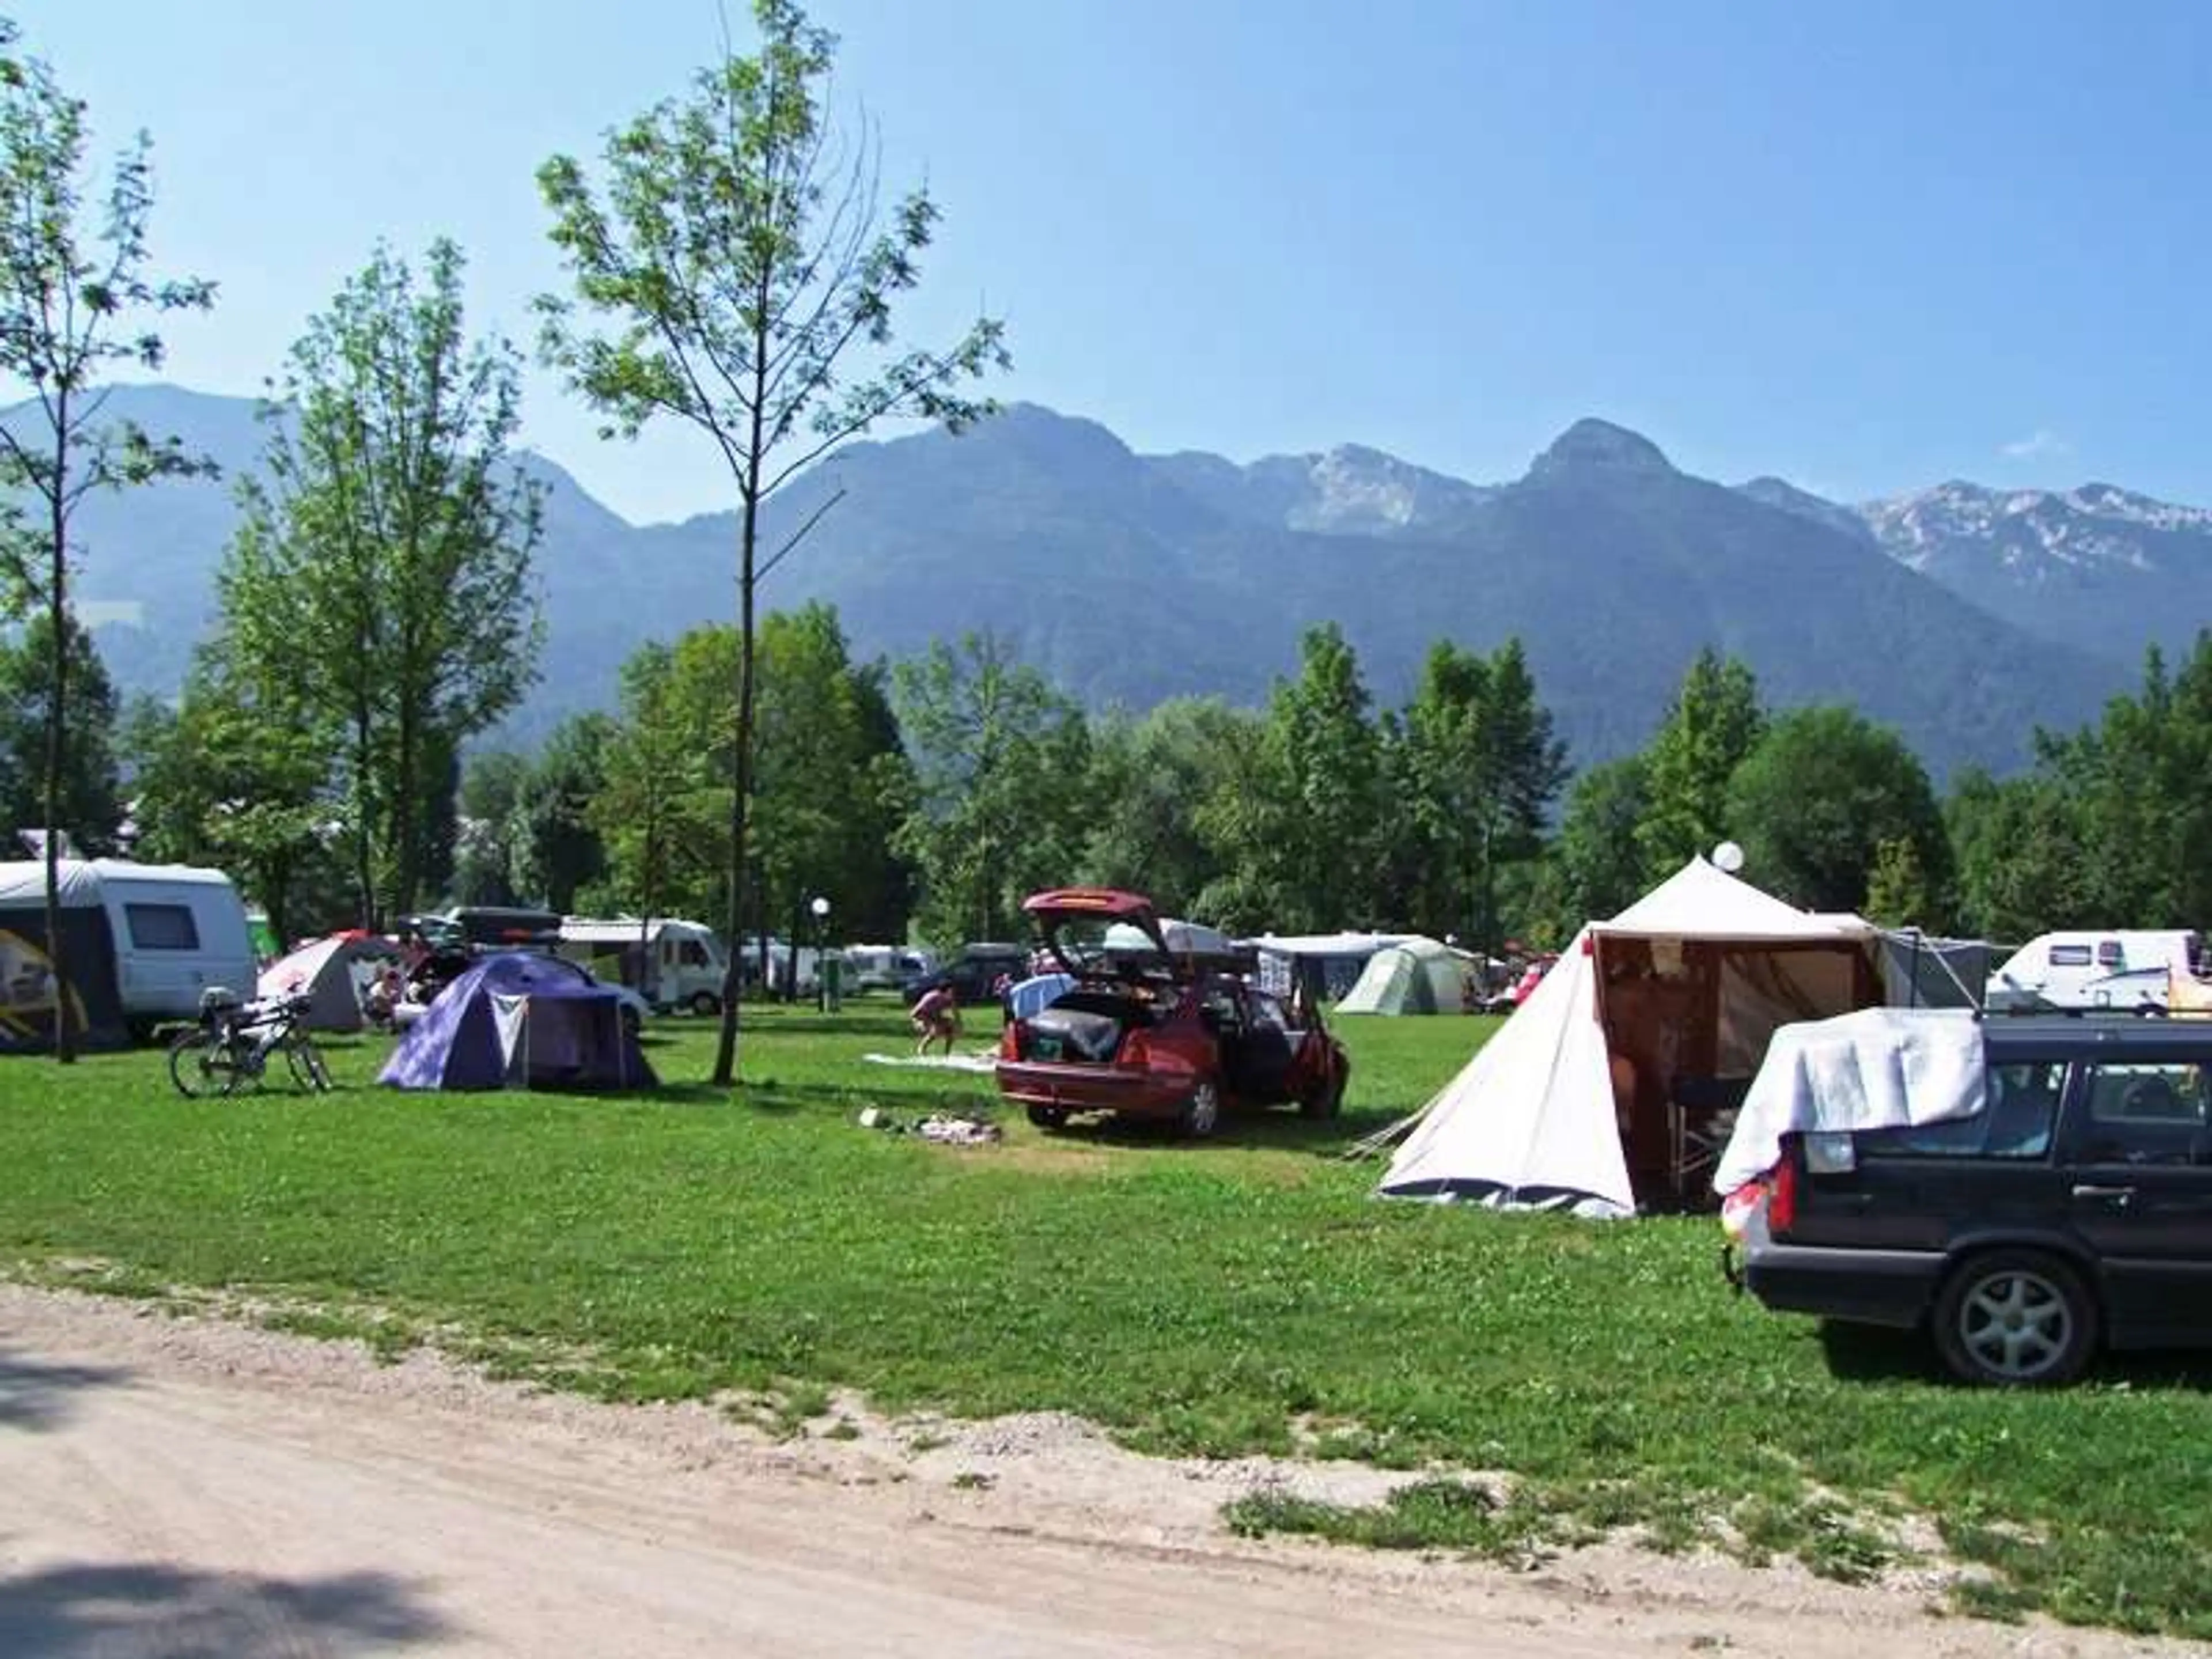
[690, 991, 721, 1017]
[1932, 1249, 2099, 1388]
[1179, 1080, 1221, 1140]
[1027, 1104, 1069, 1131]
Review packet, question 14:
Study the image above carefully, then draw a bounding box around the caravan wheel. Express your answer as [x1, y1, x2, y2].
[690, 991, 721, 1017]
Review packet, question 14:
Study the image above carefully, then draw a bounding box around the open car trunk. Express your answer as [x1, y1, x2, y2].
[1009, 988, 1162, 1063]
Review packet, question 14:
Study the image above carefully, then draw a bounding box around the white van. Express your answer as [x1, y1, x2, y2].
[558, 916, 730, 1015]
[843, 944, 936, 994]
[0, 857, 256, 1032]
[1984, 929, 2200, 1013]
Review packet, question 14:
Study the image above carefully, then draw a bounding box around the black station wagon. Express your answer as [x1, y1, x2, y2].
[1736, 1013, 2212, 1386]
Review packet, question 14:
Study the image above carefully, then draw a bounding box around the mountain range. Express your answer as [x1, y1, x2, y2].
[25, 384, 2208, 778]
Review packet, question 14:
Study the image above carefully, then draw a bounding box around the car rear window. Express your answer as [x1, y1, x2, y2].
[1856, 1060, 2063, 1161]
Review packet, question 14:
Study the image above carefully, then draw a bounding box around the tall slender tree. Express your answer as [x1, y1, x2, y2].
[0, 19, 213, 1058]
[536, 0, 1007, 1084]
[219, 239, 543, 925]
[1635, 647, 1765, 880]
[1395, 638, 1567, 950]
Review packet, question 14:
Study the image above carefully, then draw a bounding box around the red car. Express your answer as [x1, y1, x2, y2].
[995, 888, 1351, 1137]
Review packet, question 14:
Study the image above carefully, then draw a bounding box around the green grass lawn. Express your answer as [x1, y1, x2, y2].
[3, 1001, 2209, 1635]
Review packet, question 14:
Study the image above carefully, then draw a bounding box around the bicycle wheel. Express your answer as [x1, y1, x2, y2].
[285, 1035, 334, 1093]
[168, 1029, 243, 1099]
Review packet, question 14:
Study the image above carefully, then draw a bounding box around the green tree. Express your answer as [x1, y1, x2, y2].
[219, 239, 543, 926]
[1080, 698, 1254, 916]
[1635, 648, 1765, 881]
[537, 0, 1007, 1082]
[453, 749, 531, 906]
[1392, 638, 1567, 951]
[752, 603, 908, 975]
[120, 644, 340, 945]
[1212, 623, 1384, 934]
[0, 610, 120, 850]
[891, 632, 1088, 945]
[1725, 705, 1952, 918]
[590, 646, 704, 931]
[0, 19, 213, 1058]
[512, 714, 614, 913]
[2036, 637, 2212, 927]
[1863, 836, 1940, 930]
[1548, 753, 1650, 932]
[1945, 767, 2095, 942]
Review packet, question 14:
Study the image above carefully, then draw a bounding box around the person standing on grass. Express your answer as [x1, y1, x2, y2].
[910, 979, 961, 1055]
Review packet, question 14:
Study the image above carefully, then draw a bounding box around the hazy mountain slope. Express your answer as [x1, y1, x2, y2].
[3, 387, 2136, 775]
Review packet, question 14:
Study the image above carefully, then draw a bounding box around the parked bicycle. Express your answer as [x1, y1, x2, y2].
[167, 987, 333, 1097]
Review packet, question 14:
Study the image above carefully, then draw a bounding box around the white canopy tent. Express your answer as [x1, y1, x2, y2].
[1376, 858, 1880, 1217]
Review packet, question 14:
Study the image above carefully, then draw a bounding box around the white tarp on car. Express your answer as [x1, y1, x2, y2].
[1711, 1006, 1988, 1196]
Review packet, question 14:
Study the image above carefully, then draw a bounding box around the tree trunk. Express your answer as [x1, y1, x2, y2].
[353, 711, 377, 930]
[395, 704, 418, 920]
[710, 491, 760, 1086]
[43, 431, 73, 1065]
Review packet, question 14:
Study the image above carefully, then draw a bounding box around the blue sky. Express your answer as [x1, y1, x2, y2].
[21, 0, 2212, 524]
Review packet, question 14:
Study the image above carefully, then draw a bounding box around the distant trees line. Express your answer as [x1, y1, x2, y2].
[12, 606, 2212, 957]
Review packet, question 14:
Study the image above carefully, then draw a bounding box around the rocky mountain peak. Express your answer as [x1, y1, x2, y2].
[1529, 419, 1675, 481]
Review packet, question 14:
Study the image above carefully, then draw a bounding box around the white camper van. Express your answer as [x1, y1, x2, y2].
[557, 917, 730, 1014]
[0, 858, 256, 1032]
[1984, 929, 2200, 1013]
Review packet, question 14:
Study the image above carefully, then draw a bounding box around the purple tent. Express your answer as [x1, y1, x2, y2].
[378, 952, 657, 1092]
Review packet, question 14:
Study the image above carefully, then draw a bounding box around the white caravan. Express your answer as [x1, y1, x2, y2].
[557, 917, 730, 1014]
[0, 857, 256, 1032]
[1984, 930, 2201, 1013]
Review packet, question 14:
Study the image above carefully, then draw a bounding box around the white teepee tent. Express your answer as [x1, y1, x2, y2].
[1376, 858, 1878, 1217]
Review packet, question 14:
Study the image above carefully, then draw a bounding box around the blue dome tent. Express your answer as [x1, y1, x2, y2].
[379, 952, 656, 1092]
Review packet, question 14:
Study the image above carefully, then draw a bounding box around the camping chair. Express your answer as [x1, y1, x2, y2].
[1667, 1074, 1750, 1203]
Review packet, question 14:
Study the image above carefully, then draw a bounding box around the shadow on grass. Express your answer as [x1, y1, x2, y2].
[1815, 1320, 2212, 1392]
[0, 1346, 132, 1433]
[1031, 1103, 1409, 1157]
[0, 1563, 450, 1656]
[629, 1077, 999, 1118]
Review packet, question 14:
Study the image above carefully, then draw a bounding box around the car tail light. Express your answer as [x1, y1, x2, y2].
[1767, 1156, 1798, 1236]
[998, 1024, 1020, 1060]
[1119, 1031, 1149, 1069]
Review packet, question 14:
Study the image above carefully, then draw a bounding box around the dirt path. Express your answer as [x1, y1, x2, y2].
[0, 1284, 2183, 1657]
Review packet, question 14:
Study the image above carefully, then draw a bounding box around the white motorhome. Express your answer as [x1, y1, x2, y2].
[1984, 929, 2200, 1013]
[0, 857, 256, 1033]
[557, 917, 730, 1014]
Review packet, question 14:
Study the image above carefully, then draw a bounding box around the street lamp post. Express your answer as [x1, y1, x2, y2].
[810, 895, 831, 1012]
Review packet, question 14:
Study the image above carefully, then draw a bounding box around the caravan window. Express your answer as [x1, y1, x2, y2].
[2047, 943, 2093, 968]
[2097, 940, 2126, 968]
[125, 902, 200, 951]
[679, 940, 710, 968]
